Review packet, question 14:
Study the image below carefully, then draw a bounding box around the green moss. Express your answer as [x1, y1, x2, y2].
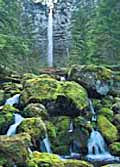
[45, 121, 56, 140]
[21, 77, 88, 111]
[64, 160, 93, 167]
[22, 103, 48, 119]
[0, 133, 31, 165]
[18, 117, 46, 142]
[0, 105, 17, 134]
[101, 164, 120, 167]
[0, 90, 4, 105]
[98, 107, 113, 121]
[109, 142, 120, 156]
[27, 151, 64, 167]
[98, 115, 118, 143]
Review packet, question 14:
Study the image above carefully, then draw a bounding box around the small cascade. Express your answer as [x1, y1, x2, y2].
[41, 134, 52, 153]
[87, 100, 120, 161]
[89, 99, 97, 121]
[7, 113, 24, 136]
[68, 120, 73, 133]
[60, 76, 66, 81]
[5, 94, 20, 106]
[87, 129, 118, 161]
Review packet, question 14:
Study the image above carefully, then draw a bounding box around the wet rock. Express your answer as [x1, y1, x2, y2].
[113, 114, 120, 131]
[109, 142, 120, 156]
[68, 65, 112, 97]
[26, 151, 64, 167]
[21, 76, 88, 117]
[22, 103, 48, 119]
[18, 117, 46, 149]
[98, 115, 119, 143]
[0, 133, 31, 166]
[64, 159, 93, 167]
[0, 105, 17, 134]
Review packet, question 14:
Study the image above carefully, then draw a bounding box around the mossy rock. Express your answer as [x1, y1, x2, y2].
[0, 133, 31, 166]
[2, 82, 22, 97]
[109, 142, 120, 156]
[98, 115, 119, 143]
[101, 164, 120, 167]
[26, 151, 64, 167]
[112, 102, 120, 114]
[98, 107, 113, 121]
[0, 90, 4, 105]
[0, 156, 7, 166]
[21, 76, 88, 116]
[68, 65, 112, 96]
[22, 103, 48, 119]
[0, 105, 17, 134]
[18, 117, 46, 148]
[45, 121, 56, 141]
[50, 116, 70, 155]
[113, 114, 120, 131]
[64, 159, 93, 167]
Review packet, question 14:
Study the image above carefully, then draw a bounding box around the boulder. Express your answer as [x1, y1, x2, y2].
[18, 117, 46, 149]
[98, 115, 119, 143]
[22, 103, 48, 119]
[0, 133, 31, 165]
[109, 142, 120, 156]
[68, 65, 112, 97]
[21, 76, 88, 117]
[98, 107, 113, 121]
[64, 159, 93, 167]
[0, 105, 17, 134]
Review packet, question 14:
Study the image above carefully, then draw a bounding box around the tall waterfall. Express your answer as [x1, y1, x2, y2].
[48, 0, 53, 67]
[7, 113, 24, 136]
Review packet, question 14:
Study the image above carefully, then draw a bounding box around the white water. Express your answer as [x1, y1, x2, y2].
[7, 113, 24, 136]
[5, 94, 20, 106]
[87, 129, 119, 161]
[68, 120, 73, 133]
[89, 99, 97, 121]
[48, 0, 53, 67]
[41, 134, 52, 153]
[60, 76, 66, 81]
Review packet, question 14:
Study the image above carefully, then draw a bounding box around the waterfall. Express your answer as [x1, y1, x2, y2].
[86, 129, 119, 161]
[40, 134, 52, 153]
[7, 113, 24, 136]
[68, 120, 73, 133]
[60, 76, 66, 81]
[5, 94, 20, 106]
[87, 100, 120, 161]
[48, 0, 53, 67]
[89, 99, 97, 121]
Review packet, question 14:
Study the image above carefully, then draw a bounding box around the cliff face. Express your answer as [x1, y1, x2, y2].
[21, 0, 79, 66]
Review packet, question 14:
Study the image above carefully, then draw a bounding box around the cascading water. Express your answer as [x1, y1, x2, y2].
[5, 94, 20, 106]
[88, 99, 96, 122]
[40, 134, 52, 153]
[87, 100, 120, 161]
[47, 0, 54, 67]
[68, 120, 73, 133]
[7, 113, 24, 136]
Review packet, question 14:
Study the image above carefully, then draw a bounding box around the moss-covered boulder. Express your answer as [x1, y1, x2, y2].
[64, 160, 93, 167]
[98, 107, 113, 121]
[0, 133, 31, 166]
[18, 117, 46, 149]
[22, 103, 48, 119]
[101, 164, 120, 167]
[2, 82, 22, 99]
[0, 90, 4, 105]
[109, 142, 120, 156]
[0, 105, 17, 134]
[113, 114, 120, 131]
[26, 151, 64, 167]
[68, 65, 112, 96]
[50, 116, 70, 155]
[98, 115, 119, 143]
[21, 76, 88, 116]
